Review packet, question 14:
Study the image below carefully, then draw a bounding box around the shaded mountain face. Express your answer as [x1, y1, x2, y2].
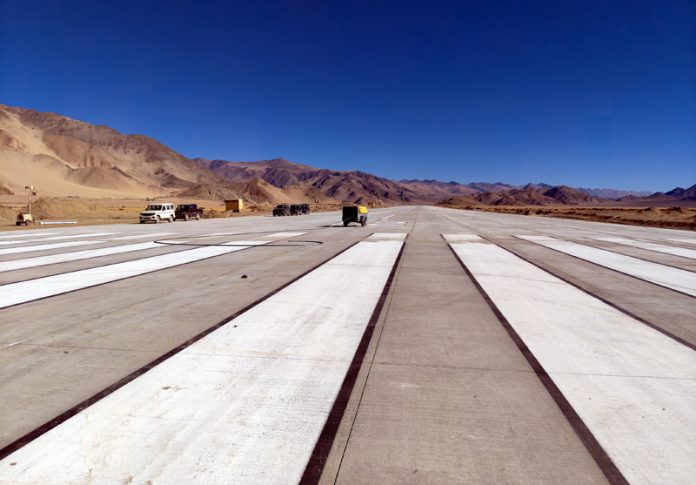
[196, 158, 424, 204]
[440, 185, 600, 207]
[617, 183, 696, 206]
[576, 187, 652, 199]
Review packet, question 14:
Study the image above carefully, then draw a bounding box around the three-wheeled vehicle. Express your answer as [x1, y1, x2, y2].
[342, 205, 368, 226]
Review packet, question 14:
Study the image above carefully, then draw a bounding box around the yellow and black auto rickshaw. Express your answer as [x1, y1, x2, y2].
[342, 205, 368, 227]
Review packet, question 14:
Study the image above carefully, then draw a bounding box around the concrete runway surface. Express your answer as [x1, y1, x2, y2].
[0, 206, 693, 484]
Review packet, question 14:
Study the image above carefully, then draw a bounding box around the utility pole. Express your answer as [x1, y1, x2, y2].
[24, 185, 36, 214]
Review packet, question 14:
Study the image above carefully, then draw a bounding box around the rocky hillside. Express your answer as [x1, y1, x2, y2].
[440, 185, 600, 207]
[0, 104, 232, 198]
[1, 103, 680, 207]
[196, 158, 423, 204]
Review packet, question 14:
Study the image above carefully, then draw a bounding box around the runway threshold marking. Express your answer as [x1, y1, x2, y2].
[516, 235, 696, 297]
[668, 237, 696, 245]
[0, 232, 57, 240]
[0, 241, 269, 309]
[0, 235, 405, 483]
[0, 240, 32, 246]
[0, 242, 163, 273]
[111, 232, 174, 240]
[445, 234, 696, 485]
[22, 232, 112, 242]
[0, 240, 107, 256]
[594, 236, 696, 260]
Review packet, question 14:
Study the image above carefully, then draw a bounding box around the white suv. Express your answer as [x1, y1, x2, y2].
[139, 203, 175, 223]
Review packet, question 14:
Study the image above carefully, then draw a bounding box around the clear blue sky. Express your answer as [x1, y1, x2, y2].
[1, 0, 694, 191]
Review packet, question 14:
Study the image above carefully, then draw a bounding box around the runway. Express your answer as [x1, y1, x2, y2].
[0, 206, 694, 484]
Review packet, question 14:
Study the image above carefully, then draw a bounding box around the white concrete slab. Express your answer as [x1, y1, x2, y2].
[0, 232, 57, 240]
[594, 237, 696, 260]
[668, 237, 696, 245]
[516, 235, 696, 297]
[111, 232, 174, 240]
[0, 242, 164, 273]
[446, 235, 696, 485]
[262, 231, 307, 239]
[441, 234, 483, 243]
[32, 232, 113, 242]
[0, 242, 268, 309]
[0, 240, 107, 256]
[0, 238, 403, 484]
[367, 232, 408, 241]
[0, 240, 31, 246]
[0, 232, 113, 249]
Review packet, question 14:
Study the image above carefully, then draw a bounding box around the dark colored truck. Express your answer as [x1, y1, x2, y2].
[290, 204, 303, 216]
[300, 203, 310, 215]
[273, 204, 291, 216]
[175, 204, 203, 221]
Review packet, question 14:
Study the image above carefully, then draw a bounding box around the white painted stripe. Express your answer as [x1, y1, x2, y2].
[0, 242, 164, 273]
[594, 237, 696, 260]
[111, 232, 174, 241]
[446, 235, 696, 485]
[0, 238, 403, 483]
[0, 242, 268, 309]
[517, 235, 696, 296]
[668, 237, 696, 245]
[441, 234, 482, 243]
[262, 231, 306, 239]
[0, 240, 107, 256]
[0, 240, 31, 246]
[0, 232, 114, 248]
[0, 232, 57, 240]
[37, 232, 113, 242]
[367, 232, 408, 241]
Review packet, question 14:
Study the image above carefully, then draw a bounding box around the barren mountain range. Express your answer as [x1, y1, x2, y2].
[0, 104, 692, 207]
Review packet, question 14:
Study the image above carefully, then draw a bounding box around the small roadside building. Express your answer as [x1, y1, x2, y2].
[225, 198, 244, 212]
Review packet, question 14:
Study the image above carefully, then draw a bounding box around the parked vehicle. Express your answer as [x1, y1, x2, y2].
[16, 212, 34, 226]
[300, 203, 310, 215]
[290, 204, 303, 215]
[175, 204, 203, 221]
[272, 204, 291, 216]
[342, 205, 368, 226]
[139, 203, 175, 223]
